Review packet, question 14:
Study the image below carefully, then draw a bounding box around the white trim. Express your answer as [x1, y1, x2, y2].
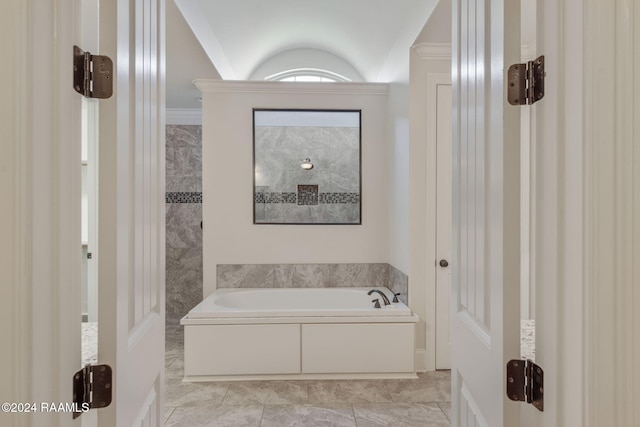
[583, 0, 639, 425]
[131, 385, 158, 427]
[409, 40, 451, 372]
[520, 43, 537, 62]
[527, 0, 586, 424]
[412, 43, 452, 60]
[0, 0, 31, 415]
[128, 311, 162, 351]
[414, 349, 427, 372]
[185, 372, 419, 382]
[194, 80, 389, 95]
[166, 108, 202, 125]
[265, 68, 351, 82]
[0, 1, 82, 425]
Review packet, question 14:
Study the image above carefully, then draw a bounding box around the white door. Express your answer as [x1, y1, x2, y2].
[435, 83, 452, 370]
[451, 0, 522, 425]
[97, 0, 166, 425]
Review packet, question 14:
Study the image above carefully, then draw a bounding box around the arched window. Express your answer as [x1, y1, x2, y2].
[265, 68, 351, 83]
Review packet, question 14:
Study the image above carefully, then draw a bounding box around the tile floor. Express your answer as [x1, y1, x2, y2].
[164, 325, 451, 427]
[80, 322, 535, 424]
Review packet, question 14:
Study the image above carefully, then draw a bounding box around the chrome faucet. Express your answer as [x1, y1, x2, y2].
[367, 289, 391, 305]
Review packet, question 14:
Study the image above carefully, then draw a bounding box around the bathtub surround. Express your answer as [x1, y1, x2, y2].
[181, 287, 417, 380]
[216, 263, 408, 304]
[166, 125, 203, 324]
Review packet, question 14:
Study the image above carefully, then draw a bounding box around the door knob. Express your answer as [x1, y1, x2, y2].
[439, 259, 449, 268]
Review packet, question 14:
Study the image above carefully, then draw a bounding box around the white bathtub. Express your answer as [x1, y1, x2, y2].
[181, 287, 418, 381]
[185, 287, 411, 318]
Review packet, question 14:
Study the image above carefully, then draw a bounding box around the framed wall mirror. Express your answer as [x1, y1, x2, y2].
[253, 109, 361, 224]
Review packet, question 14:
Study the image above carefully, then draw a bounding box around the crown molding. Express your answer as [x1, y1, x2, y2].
[193, 80, 389, 96]
[412, 43, 451, 60]
[166, 108, 202, 125]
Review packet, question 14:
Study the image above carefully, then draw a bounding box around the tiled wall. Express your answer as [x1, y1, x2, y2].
[166, 125, 203, 324]
[254, 125, 360, 224]
[217, 263, 408, 304]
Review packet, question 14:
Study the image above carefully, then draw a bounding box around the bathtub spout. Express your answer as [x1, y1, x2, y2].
[367, 289, 391, 305]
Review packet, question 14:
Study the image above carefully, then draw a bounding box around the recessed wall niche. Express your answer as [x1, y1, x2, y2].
[253, 109, 361, 224]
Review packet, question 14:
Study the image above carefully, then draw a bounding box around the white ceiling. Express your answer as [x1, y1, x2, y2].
[165, 0, 538, 109]
[166, 0, 438, 108]
[166, 0, 220, 108]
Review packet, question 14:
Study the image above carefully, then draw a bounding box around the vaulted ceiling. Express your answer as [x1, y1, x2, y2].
[166, 0, 439, 108]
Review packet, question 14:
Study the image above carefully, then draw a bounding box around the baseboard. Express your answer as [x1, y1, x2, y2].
[415, 348, 427, 372]
[183, 372, 419, 382]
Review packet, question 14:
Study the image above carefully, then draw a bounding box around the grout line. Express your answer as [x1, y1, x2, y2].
[351, 404, 359, 427]
[220, 382, 232, 406]
[258, 405, 265, 427]
[164, 407, 175, 424]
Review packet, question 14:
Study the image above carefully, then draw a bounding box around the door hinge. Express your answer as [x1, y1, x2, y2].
[73, 46, 113, 99]
[507, 55, 545, 106]
[506, 359, 543, 411]
[72, 364, 112, 419]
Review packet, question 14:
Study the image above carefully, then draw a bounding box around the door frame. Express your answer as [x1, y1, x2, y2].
[1, 0, 83, 426]
[409, 42, 452, 372]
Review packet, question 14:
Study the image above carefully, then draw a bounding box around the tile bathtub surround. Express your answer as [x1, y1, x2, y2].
[216, 263, 408, 304]
[387, 263, 409, 305]
[165, 125, 203, 324]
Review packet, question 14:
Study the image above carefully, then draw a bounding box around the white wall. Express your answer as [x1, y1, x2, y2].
[197, 80, 390, 297]
[387, 84, 411, 275]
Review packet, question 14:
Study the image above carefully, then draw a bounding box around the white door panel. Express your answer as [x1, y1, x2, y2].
[451, 0, 521, 425]
[436, 83, 452, 370]
[98, 0, 166, 425]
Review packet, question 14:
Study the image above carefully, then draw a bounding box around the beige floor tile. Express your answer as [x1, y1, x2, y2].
[261, 404, 356, 427]
[222, 381, 308, 405]
[308, 380, 393, 404]
[165, 405, 263, 427]
[438, 402, 452, 422]
[353, 403, 450, 427]
[165, 378, 229, 407]
[164, 407, 175, 423]
[165, 357, 184, 379]
[386, 371, 451, 403]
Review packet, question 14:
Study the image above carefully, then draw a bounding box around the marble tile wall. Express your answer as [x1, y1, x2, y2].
[254, 126, 360, 224]
[217, 263, 408, 304]
[166, 125, 203, 324]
